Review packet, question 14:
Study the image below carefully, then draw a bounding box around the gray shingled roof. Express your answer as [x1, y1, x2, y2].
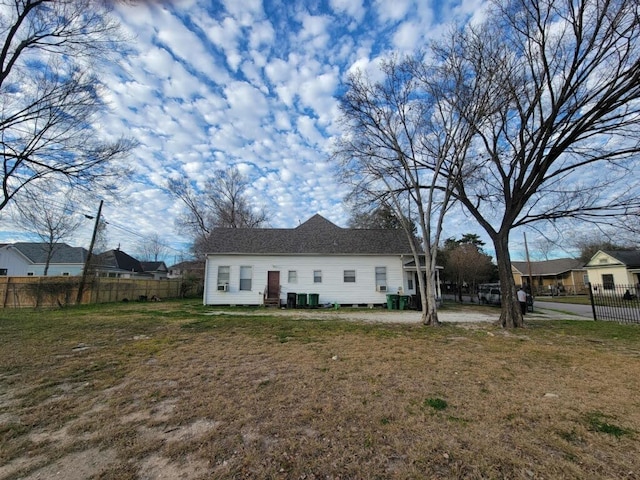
[511, 258, 585, 276]
[140, 261, 168, 272]
[206, 214, 414, 255]
[10, 243, 88, 264]
[602, 250, 640, 268]
[94, 249, 143, 272]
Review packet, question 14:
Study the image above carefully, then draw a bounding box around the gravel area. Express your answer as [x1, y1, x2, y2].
[206, 307, 584, 323]
[203, 306, 579, 324]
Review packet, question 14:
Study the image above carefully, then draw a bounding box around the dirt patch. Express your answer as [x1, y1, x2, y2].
[21, 448, 118, 480]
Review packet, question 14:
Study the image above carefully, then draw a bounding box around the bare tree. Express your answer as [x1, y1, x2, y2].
[426, 0, 640, 327]
[572, 235, 637, 264]
[136, 233, 168, 262]
[168, 166, 269, 257]
[348, 204, 418, 235]
[336, 57, 476, 325]
[12, 188, 84, 275]
[0, 0, 135, 214]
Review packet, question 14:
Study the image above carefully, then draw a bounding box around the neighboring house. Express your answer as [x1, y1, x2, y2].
[585, 250, 640, 291]
[203, 214, 427, 307]
[168, 260, 205, 280]
[511, 258, 587, 295]
[0, 243, 88, 276]
[93, 249, 167, 279]
[140, 261, 169, 280]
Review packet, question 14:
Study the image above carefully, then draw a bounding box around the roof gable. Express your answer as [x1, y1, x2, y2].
[95, 249, 143, 272]
[140, 261, 168, 272]
[206, 214, 414, 255]
[599, 250, 640, 268]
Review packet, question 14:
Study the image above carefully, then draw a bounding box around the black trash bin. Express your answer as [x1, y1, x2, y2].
[287, 292, 297, 309]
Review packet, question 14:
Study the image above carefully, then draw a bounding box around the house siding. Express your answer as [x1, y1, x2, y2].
[586, 251, 638, 286]
[0, 244, 85, 276]
[0, 249, 81, 276]
[204, 254, 410, 306]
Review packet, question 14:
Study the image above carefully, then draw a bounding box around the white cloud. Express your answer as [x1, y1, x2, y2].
[297, 13, 331, 50]
[374, 0, 412, 22]
[330, 0, 365, 22]
[221, 0, 264, 24]
[392, 21, 423, 51]
[153, 8, 230, 84]
[223, 80, 270, 132]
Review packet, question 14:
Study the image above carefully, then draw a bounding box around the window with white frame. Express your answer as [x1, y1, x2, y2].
[313, 270, 322, 283]
[344, 269, 356, 283]
[407, 277, 414, 290]
[288, 270, 297, 283]
[217, 266, 230, 287]
[239, 266, 252, 291]
[375, 267, 387, 288]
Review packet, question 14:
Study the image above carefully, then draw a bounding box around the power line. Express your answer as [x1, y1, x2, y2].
[7, 196, 190, 256]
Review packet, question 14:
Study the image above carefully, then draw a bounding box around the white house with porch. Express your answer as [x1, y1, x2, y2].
[203, 214, 441, 307]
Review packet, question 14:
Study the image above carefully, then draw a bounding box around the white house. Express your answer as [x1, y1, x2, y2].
[203, 214, 433, 307]
[0, 243, 88, 276]
[585, 250, 640, 291]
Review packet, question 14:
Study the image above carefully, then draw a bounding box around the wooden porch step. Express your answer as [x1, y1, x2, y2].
[263, 297, 280, 308]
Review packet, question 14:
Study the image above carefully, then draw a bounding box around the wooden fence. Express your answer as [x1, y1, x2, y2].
[0, 276, 186, 308]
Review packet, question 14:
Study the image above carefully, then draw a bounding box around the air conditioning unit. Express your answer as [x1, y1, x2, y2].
[217, 283, 228, 292]
[376, 285, 387, 292]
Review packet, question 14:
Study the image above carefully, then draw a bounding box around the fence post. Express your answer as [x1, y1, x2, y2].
[2, 277, 9, 308]
[587, 282, 597, 321]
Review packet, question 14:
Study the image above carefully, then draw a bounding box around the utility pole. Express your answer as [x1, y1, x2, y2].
[76, 200, 103, 305]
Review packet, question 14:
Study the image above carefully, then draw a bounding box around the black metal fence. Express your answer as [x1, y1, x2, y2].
[588, 283, 640, 324]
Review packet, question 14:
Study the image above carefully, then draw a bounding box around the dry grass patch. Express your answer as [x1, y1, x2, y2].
[1, 301, 639, 479]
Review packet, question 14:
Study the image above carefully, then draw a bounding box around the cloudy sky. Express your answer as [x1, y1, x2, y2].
[3, 0, 560, 263]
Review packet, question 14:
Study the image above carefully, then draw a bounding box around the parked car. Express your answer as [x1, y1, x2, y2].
[478, 283, 502, 305]
[478, 283, 534, 312]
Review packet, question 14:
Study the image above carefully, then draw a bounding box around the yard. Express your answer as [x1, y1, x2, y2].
[1, 300, 639, 479]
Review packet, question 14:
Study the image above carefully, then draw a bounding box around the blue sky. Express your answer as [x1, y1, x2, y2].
[1, 0, 583, 263]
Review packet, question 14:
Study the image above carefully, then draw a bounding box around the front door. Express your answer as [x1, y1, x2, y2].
[267, 271, 280, 299]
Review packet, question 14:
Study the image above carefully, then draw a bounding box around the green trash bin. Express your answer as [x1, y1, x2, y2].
[399, 295, 410, 310]
[308, 293, 319, 308]
[297, 293, 308, 308]
[386, 294, 399, 310]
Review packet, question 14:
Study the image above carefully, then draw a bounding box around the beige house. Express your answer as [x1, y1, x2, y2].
[585, 250, 640, 291]
[511, 258, 587, 295]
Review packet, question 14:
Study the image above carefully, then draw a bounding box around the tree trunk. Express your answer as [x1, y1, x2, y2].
[493, 232, 523, 328]
[420, 255, 440, 326]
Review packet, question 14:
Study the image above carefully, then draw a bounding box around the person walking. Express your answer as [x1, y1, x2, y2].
[517, 287, 527, 315]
